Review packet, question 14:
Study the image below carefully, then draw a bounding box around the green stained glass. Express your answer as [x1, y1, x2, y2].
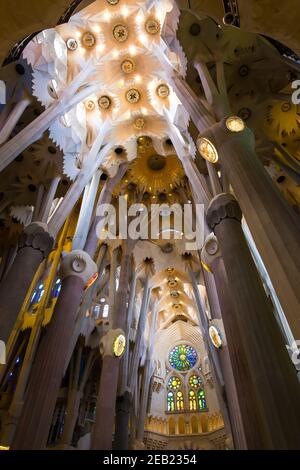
[189, 375, 202, 389]
[167, 391, 175, 412]
[169, 345, 198, 371]
[198, 389, 207, 410]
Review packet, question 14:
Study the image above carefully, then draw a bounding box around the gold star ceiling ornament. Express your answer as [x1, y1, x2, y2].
[126, 138, 185, 194]
[112, 136, 185, 199]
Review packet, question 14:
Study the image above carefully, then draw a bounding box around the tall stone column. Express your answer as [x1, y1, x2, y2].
[129, 267, 152, 392]
[114, 263, 138, 450]
[91, 240, 135, 450]
[202, 239, 247, 449]
[119, 262, 138, 394]
[0, 222, 53, 343]
[91, 329, 126, 450]
[113, 391, 132, 450]
[200, 119, 300, 340]
[206, 193, 300, 449]
[136, 297, 159, 443]
[11, 250, 97, 449]
[108, 247, 120, 328]
[187, 262, 232, 436]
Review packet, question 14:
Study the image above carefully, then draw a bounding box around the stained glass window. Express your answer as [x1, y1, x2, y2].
[189, 390, 197, 411]
[198, 389, 207, 410]
[176, 391, 184, 411]
[168, 376, 181, 390]
[189, 375, 202, 389]
[167, 391, 175, 412]
[169, 345, 198, 371]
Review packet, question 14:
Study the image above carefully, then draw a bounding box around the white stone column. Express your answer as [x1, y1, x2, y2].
[129, 270, 152, 392]
[49, 140, 112, 238]
[39, 176, 61, 223]
[136, 296, 159, 441]
[0, 96, 31, 145]
[0, 63, 98, 173]
[72, 170, 102, 250]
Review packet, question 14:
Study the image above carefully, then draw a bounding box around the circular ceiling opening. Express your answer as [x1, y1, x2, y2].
[147, 154, 166, 171]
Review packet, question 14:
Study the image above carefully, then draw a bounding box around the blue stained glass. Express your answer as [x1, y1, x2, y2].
[169, 345, 198, 371]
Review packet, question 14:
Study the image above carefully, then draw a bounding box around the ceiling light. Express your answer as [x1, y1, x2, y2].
[129, 45, 137, 56]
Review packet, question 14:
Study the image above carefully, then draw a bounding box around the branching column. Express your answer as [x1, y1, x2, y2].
[206, 120, 300, 340]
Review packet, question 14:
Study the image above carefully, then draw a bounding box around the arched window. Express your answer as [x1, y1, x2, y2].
[176, 391, 184, 411]
[29, 283, 45, 312]
[198, 389, 207, 411]
[52, 278, 61, 298]
[103, 304, 109, 318]
[189, 375, 207, 411]
[167, 391, 175, 412]
[189, 390, 197, 411]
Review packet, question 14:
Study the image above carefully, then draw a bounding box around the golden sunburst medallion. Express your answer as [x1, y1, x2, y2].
[145, 18, 160, 35]
[126, 88, 141, 104]
[121, 58, 135, 74]
[113, 24, 129, 43]
[82, 32, 96, 48]
[156, 84, 170, 99]
[133, 117, 145, 130]
[98, 95, 112, 110]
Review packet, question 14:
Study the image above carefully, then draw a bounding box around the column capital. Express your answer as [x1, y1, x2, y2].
[201, 233, 222, 269]
[99, 328, 126, 358]
[59, 249, 98, 284]
[207, 193, 242, 230]
[18, 222, 54, 258]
